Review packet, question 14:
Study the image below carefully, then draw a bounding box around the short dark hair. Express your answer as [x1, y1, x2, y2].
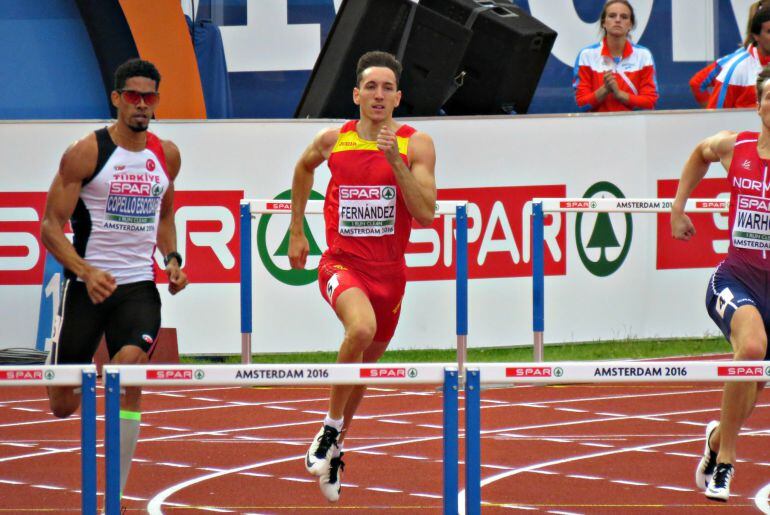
[750, 7, 770, 38]
[114, 59, 161, 91]
[756, 64, 770, 100]
[599, 0, 636, 34]
[355, 51, 402, 87]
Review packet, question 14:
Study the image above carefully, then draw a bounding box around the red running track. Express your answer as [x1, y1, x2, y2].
[0, 363, 768, 513]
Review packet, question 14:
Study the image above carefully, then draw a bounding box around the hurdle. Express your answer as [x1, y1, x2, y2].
[0, 365, 97, 514]
[102, 363, 459, 515]
[531, 197, 730, 361]
[461, 360, 770, 514]
[240, 199, 470, 371]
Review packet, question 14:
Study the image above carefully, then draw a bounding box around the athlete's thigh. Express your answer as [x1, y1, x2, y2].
[366, 269, 407, 343]
[52, 279, 106, 364]
[706, 268, 767, 354]
[103, 281, 161, 359]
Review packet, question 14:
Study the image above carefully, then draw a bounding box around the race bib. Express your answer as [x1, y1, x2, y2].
[732, 194, 770, 250]
[338, 185, 397, 237]
[104, 176, 164, 232]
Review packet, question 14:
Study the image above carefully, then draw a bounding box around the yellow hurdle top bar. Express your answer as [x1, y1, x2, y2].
[532, 198, 728, 213]
[245, 199, 467, 216]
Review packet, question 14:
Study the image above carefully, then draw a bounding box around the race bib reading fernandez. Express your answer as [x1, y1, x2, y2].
[338, 185, 397, 237]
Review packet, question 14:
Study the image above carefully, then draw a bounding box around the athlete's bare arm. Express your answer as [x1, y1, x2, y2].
[288, 127, 339, 269]
[41, 134, 117, 304]
[157, 140, 187, 295]
[671, 130, 737, 241]
[379, 127, 436, 227]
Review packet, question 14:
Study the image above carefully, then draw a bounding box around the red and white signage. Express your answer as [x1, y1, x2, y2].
[0, 370, 43, 380]
[657, 178, 728, 269]
[406, 185, 567, 281]
[506, 366, 553, 377]
[146, 369, 194, 380]
[717, 366, 765, 377]
[360, 367, 406, 378]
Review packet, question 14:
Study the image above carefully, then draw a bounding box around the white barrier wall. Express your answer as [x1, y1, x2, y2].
[0, 110, 756, 354]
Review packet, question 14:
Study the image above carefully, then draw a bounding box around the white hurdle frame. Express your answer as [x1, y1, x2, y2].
[0, 365, 98, 514]
[102, 363, 460, 515]
[239, 199, 470, 371]
[462, 359, 768, 514]
[531, 197, 730, 361]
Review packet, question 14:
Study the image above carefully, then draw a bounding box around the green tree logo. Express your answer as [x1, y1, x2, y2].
[382, 187, 396, 200]
[256, 189, 325, 286]
[575, 182, 632, 277]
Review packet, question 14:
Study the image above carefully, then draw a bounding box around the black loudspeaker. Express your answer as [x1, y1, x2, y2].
[420, 0, 557, 114]
[295, 0, 472, 118]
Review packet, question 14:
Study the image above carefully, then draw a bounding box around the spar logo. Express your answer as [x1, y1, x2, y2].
[506, 366, 552, 377]
[717, 366, 765, 377]
[257, 189, 325, 286]
[0, 370, 44, 380]
[360, 367, 406, 378]
[576, 181, 632, 277]
[146, 369, 194, 380]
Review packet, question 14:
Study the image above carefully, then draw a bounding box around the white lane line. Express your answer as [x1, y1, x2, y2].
[612, 479, 648, 486]
[263, 406, 296, 411]
[394, 455, 429, 460]
[368, 487, 402, 493]
[658, 486, 693, 492]
[379, 419, 411, 425]
[11, 407, 42, 413]
[0, 479, 24, 485]
[566, 474, 602, 480]
[667, 452, 699, 458]
[580, 443, 614, 448]
[555, 408, 588, 413]
[30, 484, 66, 490]
[278, 477, 314, 483]
[411, 493, 442, 499]
[528, 470, 558, 475]
[157, 462, 190, 468]
[191, 398, 220, 402]
[239, 472, 271, 478]
[2, 443, 36, 448]
[548, 510, 582, 515]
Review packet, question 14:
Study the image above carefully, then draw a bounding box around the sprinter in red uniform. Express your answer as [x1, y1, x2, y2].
[288, 51, 436, 502]
[671, 65, 770, 503]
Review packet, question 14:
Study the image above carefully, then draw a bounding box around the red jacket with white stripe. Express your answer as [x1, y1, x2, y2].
[707, 46, 770, 109]
[573, 38, 658, 112]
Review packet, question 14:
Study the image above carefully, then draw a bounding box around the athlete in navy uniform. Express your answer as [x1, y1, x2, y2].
[40, 59, 187, 502]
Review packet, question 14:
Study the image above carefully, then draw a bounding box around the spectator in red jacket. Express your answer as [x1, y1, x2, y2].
[573, 0, 658, 112]
[690, 1, 768, 107]
[706, 7, 770, 109]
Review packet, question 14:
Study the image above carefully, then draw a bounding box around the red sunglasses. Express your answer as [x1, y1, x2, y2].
[118, 89, 159, 106]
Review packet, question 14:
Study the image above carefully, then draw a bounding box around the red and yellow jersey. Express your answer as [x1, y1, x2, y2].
[324, 120, 416, 263]
[572, 38, 658, 112]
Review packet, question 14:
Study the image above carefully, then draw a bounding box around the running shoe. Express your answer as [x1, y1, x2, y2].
[305, 425, 339, 476]
[706, 463, 734, 502]
[695, 420, 719, 489]
[319, 452, 345, 502]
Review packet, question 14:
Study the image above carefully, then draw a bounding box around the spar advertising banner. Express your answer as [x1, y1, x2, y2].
[0, 110, 757, 354]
